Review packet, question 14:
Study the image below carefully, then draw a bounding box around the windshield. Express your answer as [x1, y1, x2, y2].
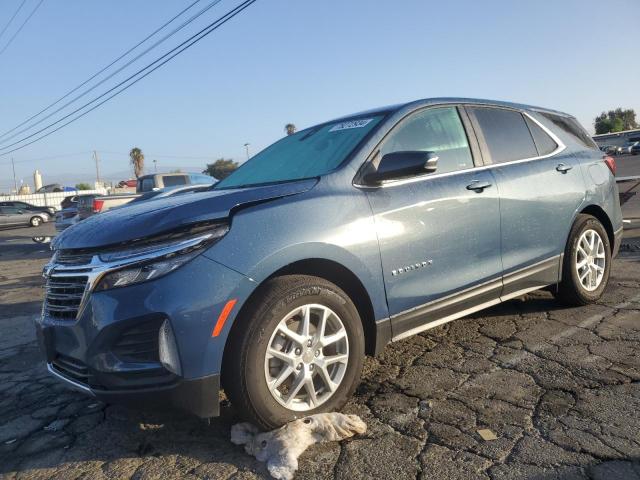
[216, 115, 384, 189]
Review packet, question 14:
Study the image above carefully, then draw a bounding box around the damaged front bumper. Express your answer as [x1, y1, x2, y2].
[35, 252, 254, 418]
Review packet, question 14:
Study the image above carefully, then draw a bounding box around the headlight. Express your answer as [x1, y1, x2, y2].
[95, 223, 228, 291]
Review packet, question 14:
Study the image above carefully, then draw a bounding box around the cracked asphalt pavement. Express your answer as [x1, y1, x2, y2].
[1, 222, 639, 480]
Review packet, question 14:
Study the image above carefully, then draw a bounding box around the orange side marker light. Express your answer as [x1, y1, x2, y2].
[212, 299, 237, 337]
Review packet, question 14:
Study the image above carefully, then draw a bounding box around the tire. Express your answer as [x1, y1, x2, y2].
[224, 275, 365, 429]
[556, 214, 611, 306]
[30, 216, 42, 227]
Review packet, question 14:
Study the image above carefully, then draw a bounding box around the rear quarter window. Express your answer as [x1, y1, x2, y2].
[540, 113, 598, 150]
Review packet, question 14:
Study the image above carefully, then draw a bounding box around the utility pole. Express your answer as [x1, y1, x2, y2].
[11, 157, 17, 193]
[93, 150, 101, 186]
[244, 143, 250, 160]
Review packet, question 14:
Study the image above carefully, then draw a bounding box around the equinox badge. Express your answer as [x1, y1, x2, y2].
[391, 260, 433, 276]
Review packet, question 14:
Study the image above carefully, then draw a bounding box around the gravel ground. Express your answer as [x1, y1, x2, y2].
[1, 223, 639, 480]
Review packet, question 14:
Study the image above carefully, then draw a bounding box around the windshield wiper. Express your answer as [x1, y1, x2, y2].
[214, 178, 315, 191]
[298, 125, 324, 141]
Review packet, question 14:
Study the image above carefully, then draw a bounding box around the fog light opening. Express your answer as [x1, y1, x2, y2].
[159, 320, 182, 376]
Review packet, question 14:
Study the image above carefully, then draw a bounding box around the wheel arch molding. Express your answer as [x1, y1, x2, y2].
[219, 256, 390, 392]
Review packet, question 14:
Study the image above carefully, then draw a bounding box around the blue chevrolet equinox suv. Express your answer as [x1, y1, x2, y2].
[37, 98, 623, 429]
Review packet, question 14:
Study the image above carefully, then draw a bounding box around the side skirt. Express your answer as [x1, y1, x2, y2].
[389, 255, 560, 342]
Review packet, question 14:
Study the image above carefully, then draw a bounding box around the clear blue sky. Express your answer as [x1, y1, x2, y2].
[0, 0, 639, 191]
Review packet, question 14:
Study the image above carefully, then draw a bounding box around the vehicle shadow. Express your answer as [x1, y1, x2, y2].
[467, 290, 562, 319]
[0, 396, 272, 477]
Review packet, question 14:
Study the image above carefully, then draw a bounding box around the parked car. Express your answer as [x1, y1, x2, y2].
[0, 206, 49, 227]
[136, 172, 215, 192]
[75, 195, 98, 220]
[76, 193, 139, 220]
[619, 141, 639, 155]
[631, 144, 640, 155]
[599, 145, 620, 156]
[55, 207, 79, 232]
[118, 179, 137, 188]
[36, 183, 63, 193]
[60, 195, 78, 210]
[124, 184, 213, 205]
[0, 201, 55, 217]
[38, 98, 623, 429]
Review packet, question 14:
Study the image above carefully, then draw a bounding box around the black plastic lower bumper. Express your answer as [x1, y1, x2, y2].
[613, 226, 623, 258]
[47, 361, 220, 418]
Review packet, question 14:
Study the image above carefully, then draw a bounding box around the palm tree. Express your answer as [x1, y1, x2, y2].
[129, 147, 145, 178]
[285, 123, 296, 136]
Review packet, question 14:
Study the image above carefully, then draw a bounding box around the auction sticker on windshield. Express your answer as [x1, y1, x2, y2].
[329, 118, 374, 132]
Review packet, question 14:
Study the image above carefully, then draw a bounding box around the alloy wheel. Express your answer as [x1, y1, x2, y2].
[575, 229, 606, 292]
[264, 304, 349, 412]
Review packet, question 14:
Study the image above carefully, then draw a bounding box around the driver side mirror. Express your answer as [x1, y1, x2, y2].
[363, 151, 438, 185]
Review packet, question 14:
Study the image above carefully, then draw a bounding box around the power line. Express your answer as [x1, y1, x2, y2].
[0, 151, 90, 165]
[0, 0, 27, 43]
[0, 150, 214, 166]
[0, 0, 258, 156]
[0, 0, 224, 144]
[0, 0, 45, 57]
[0, 0, 202, 142]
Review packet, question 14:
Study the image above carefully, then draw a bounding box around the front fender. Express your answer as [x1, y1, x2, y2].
[202, 186, 390, 329]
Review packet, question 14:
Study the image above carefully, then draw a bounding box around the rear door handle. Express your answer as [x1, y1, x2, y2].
[556, 163, 573, 173]
[466, 180, 492, 192]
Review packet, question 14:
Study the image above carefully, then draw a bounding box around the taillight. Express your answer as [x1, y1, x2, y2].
[603, 155, 616, 176]
[92, 199, 105, 213]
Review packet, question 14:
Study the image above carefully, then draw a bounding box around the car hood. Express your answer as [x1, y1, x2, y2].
[53, 179, 317, 250]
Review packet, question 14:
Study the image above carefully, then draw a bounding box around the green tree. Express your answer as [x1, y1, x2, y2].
[203, 158, 238, 180]
[594, 108, 638, 134]
[75, 183, 92, 190]
[129, 147, 145, 178]
[285, 123, 297, 135]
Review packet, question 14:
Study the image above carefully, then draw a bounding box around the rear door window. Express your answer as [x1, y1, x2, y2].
[524, 116, 558, 156]
[469, 107, 537, 164]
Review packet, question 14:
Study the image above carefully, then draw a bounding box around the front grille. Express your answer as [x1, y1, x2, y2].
[52, 354, 89, 384]
[44, 275, 88, 320]
[56, 250, 93, 266]
[112, 319, 163, 363]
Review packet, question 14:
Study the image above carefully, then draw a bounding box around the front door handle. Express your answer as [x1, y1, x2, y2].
[466, 180, 492, 192]
[556, 163, 573, 173]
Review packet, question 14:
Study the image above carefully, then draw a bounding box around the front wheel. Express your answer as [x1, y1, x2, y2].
[556, 214, 611, 306]
[224, 275, 365, 429]
[30, 216, 42, 227]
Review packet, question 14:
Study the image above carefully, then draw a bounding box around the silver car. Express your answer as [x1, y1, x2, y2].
[0, 206, 49, 227]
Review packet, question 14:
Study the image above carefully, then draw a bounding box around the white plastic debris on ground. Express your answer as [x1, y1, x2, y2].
[231, 412, 367, 480]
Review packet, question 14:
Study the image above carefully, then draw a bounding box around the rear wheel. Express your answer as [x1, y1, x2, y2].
[556, 214, 611, 306]
[224, 275, 365, 429]
[30, 216, 42, 227]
